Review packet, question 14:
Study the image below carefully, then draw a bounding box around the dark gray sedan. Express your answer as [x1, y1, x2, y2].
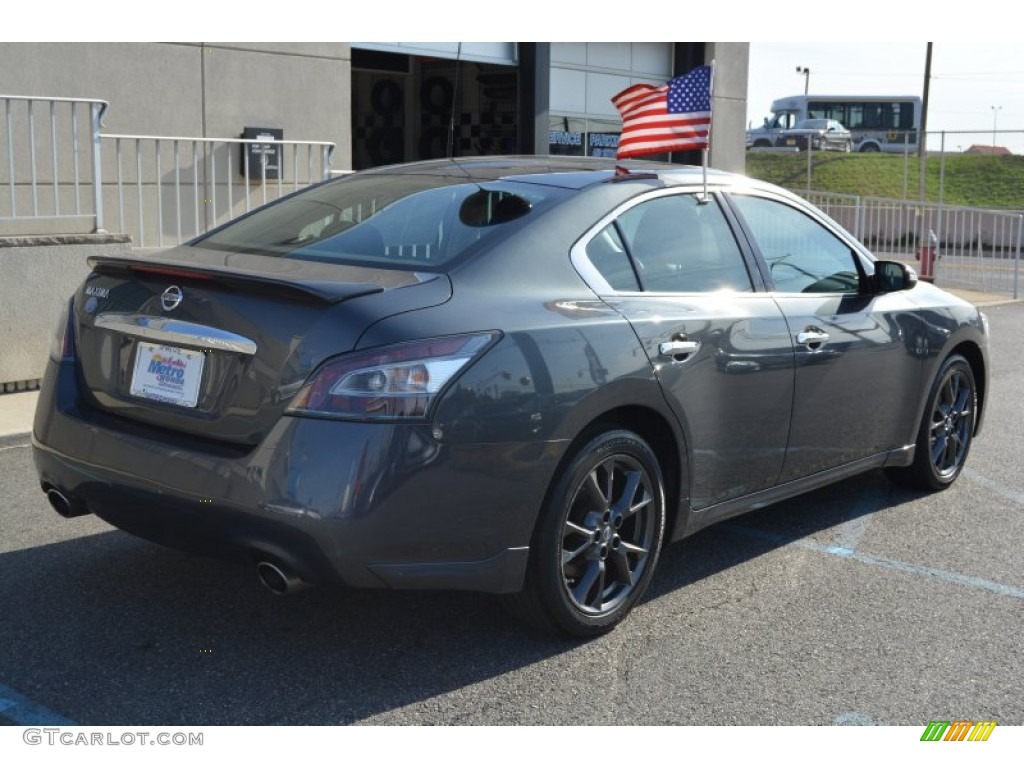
[33, 157, 988, 636]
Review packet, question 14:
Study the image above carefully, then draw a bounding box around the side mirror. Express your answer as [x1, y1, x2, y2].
[873, 260, 918, 293]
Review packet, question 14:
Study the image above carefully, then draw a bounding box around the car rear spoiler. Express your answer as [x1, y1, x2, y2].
[87, 254, 388, 304]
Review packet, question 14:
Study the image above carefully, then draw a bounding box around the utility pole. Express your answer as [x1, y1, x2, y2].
[917, 43, 934, 280]
[991, 106, 1002, 152]
[918, 43, 932, 204]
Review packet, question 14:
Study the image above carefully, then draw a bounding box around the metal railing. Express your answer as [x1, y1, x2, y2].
[1, 94, 108, 231]
[101, 134, 336, 249]
[798, 190, 1022, 299]
[2, 94, 337, 247]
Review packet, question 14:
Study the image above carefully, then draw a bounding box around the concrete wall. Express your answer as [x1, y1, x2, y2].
[707, 42, 749, 175]
[0, 43, 352, 240]
[0, 234, 131, 387]
[0, 43, 351, 156]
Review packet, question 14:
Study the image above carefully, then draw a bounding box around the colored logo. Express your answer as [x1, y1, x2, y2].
[920, 720, 996, 742]
[148, 353, 187, 386]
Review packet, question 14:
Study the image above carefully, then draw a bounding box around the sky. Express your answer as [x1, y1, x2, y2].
[747, 42, 1023, 153]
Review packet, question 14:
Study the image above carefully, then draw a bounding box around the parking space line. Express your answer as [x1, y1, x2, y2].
[725, 524, 1024, 601]
[834, 711, 884, 725]
[0, 442, 30, 452]
[834, 480, 889, 553]
[0, 683, 76, 726]
[964, 469, 1024, 507]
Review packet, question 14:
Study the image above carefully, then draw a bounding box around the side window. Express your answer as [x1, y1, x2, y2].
[585, 224, 641, 291]
[731, 195, 863, 294]
[615, 195, 753, 293]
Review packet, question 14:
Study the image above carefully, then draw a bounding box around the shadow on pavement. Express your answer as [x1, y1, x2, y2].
[0, 468, 917, 725]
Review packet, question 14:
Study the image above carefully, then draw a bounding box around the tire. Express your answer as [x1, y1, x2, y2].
[420, 77, 454, 114]
[504, 430, 666, 637]
[370, 80, 402, 117]
[887, 354, 977, 491]
[417, 126, 448, 159]
[366, 127, 404, 166]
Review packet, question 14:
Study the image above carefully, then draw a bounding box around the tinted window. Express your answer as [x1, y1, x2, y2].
[585, 224, 640, 291]
[195, 175, 568, 269]
[616, 195, 753, 293]
[731, 195, 862, 294]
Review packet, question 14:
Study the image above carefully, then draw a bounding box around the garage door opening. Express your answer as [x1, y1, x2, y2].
[351, 48, 520, 170]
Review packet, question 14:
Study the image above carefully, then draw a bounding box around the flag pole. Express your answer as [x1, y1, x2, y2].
[700, 59, 716, 204]
[700, 147, 708, 204]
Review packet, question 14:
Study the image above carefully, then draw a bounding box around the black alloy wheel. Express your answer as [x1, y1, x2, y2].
[888, 354, 977, 490]
[505, 430, 666, 637]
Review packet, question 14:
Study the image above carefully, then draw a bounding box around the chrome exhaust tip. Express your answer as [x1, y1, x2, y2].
[256, 560, 308, 595]
[46, 488, 89, 518]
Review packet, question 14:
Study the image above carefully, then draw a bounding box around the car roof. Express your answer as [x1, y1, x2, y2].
[357, 155, 744, 191]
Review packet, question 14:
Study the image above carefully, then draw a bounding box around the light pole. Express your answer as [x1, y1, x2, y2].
[990, 105, 1002, 152]
[795, 66, 810, 95]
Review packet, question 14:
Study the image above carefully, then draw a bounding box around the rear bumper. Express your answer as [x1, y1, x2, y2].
[33, 360, 565, 593]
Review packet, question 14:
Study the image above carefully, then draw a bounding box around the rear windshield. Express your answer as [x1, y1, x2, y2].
[194, 174, 569, 269]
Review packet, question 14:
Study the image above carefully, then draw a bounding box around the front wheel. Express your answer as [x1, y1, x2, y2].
[887, 354, 977, 490]
[504, 430, 666, 637]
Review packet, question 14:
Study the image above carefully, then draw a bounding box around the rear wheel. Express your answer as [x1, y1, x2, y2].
[504, 430, 666, 637]
[887, 354, 976, 490]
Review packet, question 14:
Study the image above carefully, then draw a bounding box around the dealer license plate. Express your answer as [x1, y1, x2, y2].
[130, 342, 205, 408]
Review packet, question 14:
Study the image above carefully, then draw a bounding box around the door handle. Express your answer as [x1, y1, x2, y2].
[658, 339, 701, 361]
[795, 329, 830, 348]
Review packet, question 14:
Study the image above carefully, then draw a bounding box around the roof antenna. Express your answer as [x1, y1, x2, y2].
[446, 43, 463, 159]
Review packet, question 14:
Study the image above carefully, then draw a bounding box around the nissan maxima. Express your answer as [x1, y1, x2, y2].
[33, 156, 988, 636]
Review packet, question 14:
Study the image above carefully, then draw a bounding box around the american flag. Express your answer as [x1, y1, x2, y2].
[612, 65, 713, 159]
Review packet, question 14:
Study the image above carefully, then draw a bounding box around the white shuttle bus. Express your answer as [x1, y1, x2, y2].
[747, 94, 922, 153]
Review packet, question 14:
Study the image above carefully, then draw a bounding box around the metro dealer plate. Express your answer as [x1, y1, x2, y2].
[130, 342, 205, 408]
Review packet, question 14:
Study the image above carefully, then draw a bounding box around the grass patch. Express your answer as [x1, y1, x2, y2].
[745, 152, 1024, 210]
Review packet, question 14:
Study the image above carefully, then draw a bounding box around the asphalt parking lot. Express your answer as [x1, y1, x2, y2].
[1, 301, 1021, 727]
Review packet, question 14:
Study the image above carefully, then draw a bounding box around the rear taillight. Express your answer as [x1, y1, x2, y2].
[49, 300, 74, 362]
[287, 332, 499, 421]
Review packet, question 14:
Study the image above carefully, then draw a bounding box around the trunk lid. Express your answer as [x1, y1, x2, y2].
[73, 246, 451, 445]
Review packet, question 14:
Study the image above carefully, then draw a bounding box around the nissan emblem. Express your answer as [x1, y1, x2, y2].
[161, 285, 184, 312]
